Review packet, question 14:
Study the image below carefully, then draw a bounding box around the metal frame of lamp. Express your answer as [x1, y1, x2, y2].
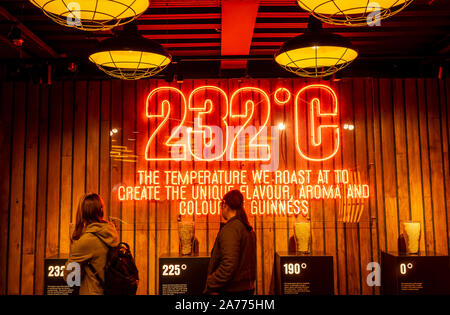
[89, 24, 171, 80]
[29, 0, 149, 31]
[297, 0, 414, 26]
[274, 17, 358, 78]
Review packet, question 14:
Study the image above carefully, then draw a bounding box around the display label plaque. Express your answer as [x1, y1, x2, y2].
[159, 253, 210, 295]
[275, 252, 334, 295]
[44, 255, 75, 295]
[381, 251, 450, 295]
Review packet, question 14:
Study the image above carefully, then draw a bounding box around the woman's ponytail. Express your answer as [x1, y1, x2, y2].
[223, 190, 253, 231]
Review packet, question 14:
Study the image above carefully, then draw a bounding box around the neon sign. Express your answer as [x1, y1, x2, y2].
[296, 84, 339, 162]
[144, 84, 338, 163]
[117, 84, 369, 219]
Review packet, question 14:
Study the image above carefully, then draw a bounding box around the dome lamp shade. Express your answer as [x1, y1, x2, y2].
[29, 0, 149, 31]
[274, 17, 358, 78]
[297, 0, 413, 26]
[89, 25, 171, 80]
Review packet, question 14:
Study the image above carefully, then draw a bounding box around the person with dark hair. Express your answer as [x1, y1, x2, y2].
[203, 189, 257, 295]
[64, 193, 119, 295]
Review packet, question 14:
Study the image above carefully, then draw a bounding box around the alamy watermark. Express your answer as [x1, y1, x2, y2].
[366, 2, 382, 27]
[167, 118, 282, 171]
[66, 2, 81, 27]
[65, 262, 81, 287]
[366, 262, 381, 287]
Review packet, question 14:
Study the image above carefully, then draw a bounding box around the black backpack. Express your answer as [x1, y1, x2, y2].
[88, 234, 139, 295]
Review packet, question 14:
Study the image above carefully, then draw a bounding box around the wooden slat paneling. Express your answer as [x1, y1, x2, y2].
[0, 82, 14, 295]
[353, 79, 372, 295]
[20, 82, 39, 294]
[59, 82, 74, 257]
[8, 82, 27, 294]
[46, 82, 63, 260]
[1, 78, 449, 295]
[34, 84, 49, 294]
[135, 79, 150, 295]
[405, 79, 427, 254]
[425, 79, 449, 254]
[121, 80, 136, 260]
[417, 79, 436, 254]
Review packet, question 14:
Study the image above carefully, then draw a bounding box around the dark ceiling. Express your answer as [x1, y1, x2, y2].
[0, 0, 449, 80]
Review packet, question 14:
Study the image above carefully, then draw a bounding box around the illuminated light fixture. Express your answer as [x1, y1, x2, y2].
[274, 17, 358, 78]
[29, 0, 149, 31]
[110, 128, 119, 136]
[297, 0, 413, 26]
[277, 122, 286, 131]
[89, 24, 171, 80]
[343, 124, 354, 130]
[9, 27, 24, 47]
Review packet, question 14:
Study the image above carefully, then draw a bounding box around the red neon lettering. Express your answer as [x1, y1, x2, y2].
[295, 84, 340, 162]
[145, 87, 188, 161]
[229, 87, 271, 161]
[144, 84, 340, 163]
[274, 87, 291, 105]
[188, 86, 229, 161]
[117, 168, 369, 219]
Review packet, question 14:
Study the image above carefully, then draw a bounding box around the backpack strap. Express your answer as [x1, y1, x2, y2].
[86, 262, 104, 288]
[85, 232, 106, 288]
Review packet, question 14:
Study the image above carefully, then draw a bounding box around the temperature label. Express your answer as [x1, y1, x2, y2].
[283, 263, 307, 275]
[44, 256, 76, 295]
[47, 265, 65, 278]
[162, 264, 187, 276]
[400, 263, 413, 275]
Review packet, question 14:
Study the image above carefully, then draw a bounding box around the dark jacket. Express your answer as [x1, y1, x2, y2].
[204, 216, 256, 294]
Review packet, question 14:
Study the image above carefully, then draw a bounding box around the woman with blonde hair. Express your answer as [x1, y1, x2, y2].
[64, 193, 119, 295]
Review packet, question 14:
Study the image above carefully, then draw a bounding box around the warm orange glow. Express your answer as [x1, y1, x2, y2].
[145, 87, 187, 161]
[310, 97, 338, 147]
[143, 84, 340, 162]
[89, 50, 170, 70]
[118, 185, 161, 201]
[30, 0, 149, 31]
[295, 84, 340, 162]
[187, 86, 229, 161]
[298, 0, 410, 16]
[229, 87, 271, 161]
[89, 49, 171, 80]
[275, 46, 358, 71]
[274, 87, 291, 105]
[338, 171, 369, 223]
[113, 83, 372, 219]
[296, 0, 413, 26]
[117, 169, 369, 218]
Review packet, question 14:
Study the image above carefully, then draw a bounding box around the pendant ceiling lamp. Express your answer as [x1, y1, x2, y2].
[89, 24, 171, 80]
[297, 0, 413, 26]
[29, 0, 149, 31]
[275, 17, 358, 78]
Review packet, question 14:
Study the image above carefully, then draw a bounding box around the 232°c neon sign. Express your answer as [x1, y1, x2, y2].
[144, 84, 340, 163]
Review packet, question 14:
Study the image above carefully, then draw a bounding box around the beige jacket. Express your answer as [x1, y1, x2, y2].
[64, 221, 119, 295]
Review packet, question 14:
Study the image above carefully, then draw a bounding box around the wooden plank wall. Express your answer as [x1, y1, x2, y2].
[0, 78, 449, 295]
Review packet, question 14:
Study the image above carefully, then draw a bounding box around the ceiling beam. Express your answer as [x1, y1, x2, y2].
[0, 4, 59, 58]
[220, 0, 259, 69]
